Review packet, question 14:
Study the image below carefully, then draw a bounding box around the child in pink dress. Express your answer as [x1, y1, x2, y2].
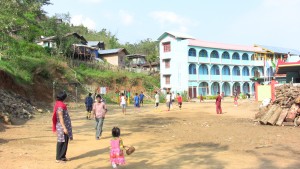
[234, 95, 238, 106]
[110, 127, 125, 169]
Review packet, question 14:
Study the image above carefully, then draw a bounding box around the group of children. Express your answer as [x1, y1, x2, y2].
[165, 91, 183, 111]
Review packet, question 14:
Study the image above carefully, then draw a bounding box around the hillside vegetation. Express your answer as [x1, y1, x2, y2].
[0, 0, 160, 105]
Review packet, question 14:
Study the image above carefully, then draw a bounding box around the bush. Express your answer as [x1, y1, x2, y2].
[204, 95, 218, 100]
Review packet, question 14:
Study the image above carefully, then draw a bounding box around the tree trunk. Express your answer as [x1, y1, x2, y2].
[267, 107, 282, 125]
[276, 109, 289, 126]
[259, 105, 278, 125]
[285, 104, 299, 122]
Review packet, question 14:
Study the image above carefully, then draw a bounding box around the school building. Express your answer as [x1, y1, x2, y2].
[158, 32, 299, 98]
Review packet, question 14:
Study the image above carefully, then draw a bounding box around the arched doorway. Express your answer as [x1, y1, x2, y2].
[222, 82, 231, 96]
[199, 82, 209, 96]
[232, 82, 240, 95]
[211, 82, 220, 95]
[243, 82, 250, 94]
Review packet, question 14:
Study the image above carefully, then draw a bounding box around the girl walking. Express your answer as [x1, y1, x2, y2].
[234, 94, 238, 106]
[120, 93, 126, 115]
[110, 127, 126, 169]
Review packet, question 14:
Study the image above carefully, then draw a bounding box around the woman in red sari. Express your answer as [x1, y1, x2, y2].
[215, 92, 222, 114]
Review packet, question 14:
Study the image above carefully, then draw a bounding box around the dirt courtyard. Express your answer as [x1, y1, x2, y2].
[1, 99, 300, 169]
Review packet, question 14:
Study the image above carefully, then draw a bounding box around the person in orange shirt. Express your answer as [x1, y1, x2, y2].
[215, 92, 222, 114]
[177, 93, 183, 110]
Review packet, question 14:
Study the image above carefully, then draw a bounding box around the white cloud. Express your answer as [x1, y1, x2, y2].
[119, 10, 134, 26]
[149, 11, 195, 33]
[71, 15, 96, 30]
[78, 0, 104, 4]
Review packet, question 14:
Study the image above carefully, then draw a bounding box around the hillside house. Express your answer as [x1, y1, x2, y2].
[99, 48, 129, 67]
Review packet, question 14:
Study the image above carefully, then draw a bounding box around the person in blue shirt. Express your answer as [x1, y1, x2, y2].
[139, 91, 145, 107]
[134, 93, 140, 109]
[85, 93, 94, 120]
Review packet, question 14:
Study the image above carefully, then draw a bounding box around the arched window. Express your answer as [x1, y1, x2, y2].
[211, 65, 220, 75]
[222, 66, 230, 75]
[232, 52, 240, 60]
[251, 54, 255, 60]
[199, 64, 208, 75]
[242, 67, 250, 76]
[233, 66, 240, 76]
[222, 51, 230, 59]
[189, 64, 196, 74]
[242, 53, 249, 60]
[199, 49, 208, 57]
[188, 48, 196, 56]
[210, 50, 219, 58]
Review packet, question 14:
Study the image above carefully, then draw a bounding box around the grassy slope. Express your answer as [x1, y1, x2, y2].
[0, 40, 160, 104]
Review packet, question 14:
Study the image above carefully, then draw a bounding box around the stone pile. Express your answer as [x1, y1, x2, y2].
[255, 84, 300, 126]
[0, 89, 36, 124]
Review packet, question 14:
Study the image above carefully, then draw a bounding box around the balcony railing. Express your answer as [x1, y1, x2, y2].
[198, 75, 209, 81]
[189, 74, 197, 81]
[188, 56, 197, 63]
[222, 75, 231, 81]
[211, 75, 221, 81]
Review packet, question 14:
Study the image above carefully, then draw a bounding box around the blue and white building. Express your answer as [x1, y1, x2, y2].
[158, 32, 265, 98]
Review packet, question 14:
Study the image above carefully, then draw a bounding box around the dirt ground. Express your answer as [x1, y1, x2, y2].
[1, 99, 300, 169]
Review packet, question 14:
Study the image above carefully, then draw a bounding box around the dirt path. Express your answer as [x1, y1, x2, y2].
[1, 100, 300, 169]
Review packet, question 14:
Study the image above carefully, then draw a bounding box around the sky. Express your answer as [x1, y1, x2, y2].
[43, 0, 300, 49]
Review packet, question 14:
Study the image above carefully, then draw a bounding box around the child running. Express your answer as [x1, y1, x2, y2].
[177, 93, 182, 110]
[110, 127, 126, 169]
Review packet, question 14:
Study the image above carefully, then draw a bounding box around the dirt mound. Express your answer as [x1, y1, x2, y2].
[0, 70, 26, 96]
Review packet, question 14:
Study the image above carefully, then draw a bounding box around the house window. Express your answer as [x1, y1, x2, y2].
[163, 42, 171, 52]
[165, 75, 170, 84]
[165, 59, 170, 68]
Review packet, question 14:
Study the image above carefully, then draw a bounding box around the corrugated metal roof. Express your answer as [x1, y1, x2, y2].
[87, 41, 99, 47]
[99, 48, 128, 55]
[258, 45, 300, 55]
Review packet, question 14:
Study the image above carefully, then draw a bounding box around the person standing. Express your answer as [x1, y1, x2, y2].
[134, 93, 140, 110]
[215, 92, 222, 114]
[52, 91, 73, 163]
[200, 94, 204, 102]
[177, 93, 183, 110]
[85, 93, 94, 120]
[139, 91, 144, 107]
[171, 92, 175, 109]
[93, 94, 107, 140]
[165, 91, 171, 111]
[120, 93, 126, 115]
[154, 91, 159, 109]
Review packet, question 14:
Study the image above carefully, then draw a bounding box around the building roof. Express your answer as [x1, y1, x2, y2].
[126, 54, 146, 59]
[255, 45, 300, 55]
[157, 31, 195, 41]
[99, 48, 129, 55]
[276, 59, 300, 74]
[188, 39, 258, 52]
[87, 41, 99, 47]
[36, 32, 87, 44]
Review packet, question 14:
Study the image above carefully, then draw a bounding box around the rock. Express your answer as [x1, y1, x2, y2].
[0, 113, 11, 125]
[37, 109, 43, 113]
